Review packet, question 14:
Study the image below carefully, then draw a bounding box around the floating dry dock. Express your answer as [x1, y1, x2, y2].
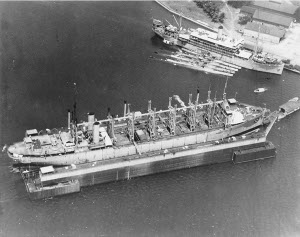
[10, 88, 286, 200]
[21, 111, 278, 200]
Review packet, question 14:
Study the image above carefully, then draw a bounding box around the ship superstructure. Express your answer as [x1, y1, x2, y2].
[8, 89, 268, 166]
[152, 19, 284, 75]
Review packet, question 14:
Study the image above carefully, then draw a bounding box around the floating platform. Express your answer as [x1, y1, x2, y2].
[232, 142, 275, 164]
[21, 134, 275, 200]
[278, 97, 300, 120]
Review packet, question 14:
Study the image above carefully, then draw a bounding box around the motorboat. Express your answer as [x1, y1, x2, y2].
[254, 88, 267, 93]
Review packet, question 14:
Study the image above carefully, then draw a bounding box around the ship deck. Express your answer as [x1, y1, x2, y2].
[8, 100, 265, 159]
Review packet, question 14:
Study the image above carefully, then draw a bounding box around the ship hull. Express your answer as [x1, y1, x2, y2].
[152, 28, 164, 39]
[180, 43, 283, 75]
[10, 115, 264, 166]
[39, 137, 274, 187]
[220, 55, 284, 75]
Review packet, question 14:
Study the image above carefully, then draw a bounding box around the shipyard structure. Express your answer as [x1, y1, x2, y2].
[8, 88, 280, 199]
[152, 19, 284, 75]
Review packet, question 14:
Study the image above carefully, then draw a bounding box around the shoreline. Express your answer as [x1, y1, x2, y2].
[154, 0, 300, 72]
[284, 66, 300, 74]
[154, 0, 217, 32]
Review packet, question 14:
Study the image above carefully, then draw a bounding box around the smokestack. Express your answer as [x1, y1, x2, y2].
[124, 100, 127, 117]
[196, 88, 200, 104]
[218, 25, 223, 40]
[189, 94, 192, 105]
[127, 103, 131, 114]
[88, 112, 95, 132]
[68, 109, 71, 130]
[93, 122, 100, 144]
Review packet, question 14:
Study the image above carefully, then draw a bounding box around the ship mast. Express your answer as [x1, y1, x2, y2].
[167, 97, 176, 135]
[186, 93, 196, 131]
[255, 10, 261, 55]
[206, 86, 213, 128]
[107, 108, 116, 144]
[210, 91, 217, 126]
[72, 83, 78, 146]
[147, 100, 157, 139]
[126, 104, 135, 142]
[223, 77, 228, 101]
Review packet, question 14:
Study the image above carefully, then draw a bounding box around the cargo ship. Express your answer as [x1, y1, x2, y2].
[8, 85, 270, 166]
[152, 19, 284, 75]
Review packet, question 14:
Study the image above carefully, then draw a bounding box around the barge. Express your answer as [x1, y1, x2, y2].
[278, 97, 300, 120]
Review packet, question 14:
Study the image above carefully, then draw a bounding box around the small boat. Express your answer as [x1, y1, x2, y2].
[254, 88, 267, 93]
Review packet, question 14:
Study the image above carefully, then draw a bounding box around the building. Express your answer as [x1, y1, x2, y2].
[253, 10, 294, 28]
[252, 1, 298, 17]
[244, 22, 286, 44]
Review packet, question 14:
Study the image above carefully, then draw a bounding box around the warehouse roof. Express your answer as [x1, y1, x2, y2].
[245, 22, 286, 38]
[252, 1, 298, 15]
[241, 6, 257, 15]
[253, 10, 293, 27]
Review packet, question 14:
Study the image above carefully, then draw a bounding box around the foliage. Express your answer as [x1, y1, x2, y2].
[219, 12, 225, 23]
[194, 1, 226, 23]
[282, 59, 291, 64]
[284, 64, 300, 72]
[238, 15, 251, 25]
[227, 1, 252, 9]
[294, 64, 300, 71]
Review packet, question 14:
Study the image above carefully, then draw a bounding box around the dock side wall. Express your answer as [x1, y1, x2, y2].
[40, 141, 273, 188]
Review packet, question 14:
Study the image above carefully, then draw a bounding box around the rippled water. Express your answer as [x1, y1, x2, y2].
[0, 2, 300, 236]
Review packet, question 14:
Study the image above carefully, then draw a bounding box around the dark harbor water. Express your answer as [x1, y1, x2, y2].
[1, 2, 300, 236]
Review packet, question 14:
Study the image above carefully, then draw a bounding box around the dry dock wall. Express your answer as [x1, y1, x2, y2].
[40, 140, 275, 189]
[28, 180, 80, 200]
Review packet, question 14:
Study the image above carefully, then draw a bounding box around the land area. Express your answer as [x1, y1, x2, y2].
[158, 0, 300, 66]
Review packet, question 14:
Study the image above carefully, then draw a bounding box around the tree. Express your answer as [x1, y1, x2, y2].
[238, 15, 251, 25]
[219, 12, 225, 23]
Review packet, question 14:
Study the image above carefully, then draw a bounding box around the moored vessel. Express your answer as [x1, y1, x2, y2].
[152, 19, 284, 75]
[8, 85, 270, 166]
